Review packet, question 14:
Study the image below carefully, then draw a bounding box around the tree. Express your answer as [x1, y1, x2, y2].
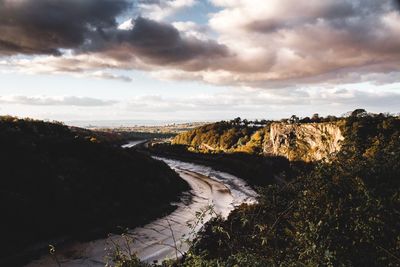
[301, 117, 311, 123]
[311, 113, 320, 122]
[231, 117, 241, 125]
[289, 115, 299, 124]
[326, 115, 337, 122]
[351, 109, 367, 118]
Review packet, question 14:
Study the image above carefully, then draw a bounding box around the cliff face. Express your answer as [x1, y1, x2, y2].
[172, 121, 345, 162]
[264, 122, 344, 162]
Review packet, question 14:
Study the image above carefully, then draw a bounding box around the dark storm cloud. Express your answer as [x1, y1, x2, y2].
[1, 0, 399, 87]
[121, 18, 229, 65]
[0, 1, 229, 70]
[84, 17, 229, 69]
[0, 0, 130, 55]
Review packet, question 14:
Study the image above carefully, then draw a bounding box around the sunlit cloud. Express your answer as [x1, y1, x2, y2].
[1, 0, 399, 87]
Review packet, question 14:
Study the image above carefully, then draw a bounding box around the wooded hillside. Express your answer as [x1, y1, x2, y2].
[0, 116, 188, 264]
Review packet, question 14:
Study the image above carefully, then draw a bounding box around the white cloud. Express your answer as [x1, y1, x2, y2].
[118, 18, 134, 30]
[0, 55, 135, 82]
[90, 71, 133, 82]
[139, 0, 197, 20]
[172, 21, 209, 40]
[0, 95, 117, 106]
[1, 86, 398, 121]
[119, 86, 400, 117]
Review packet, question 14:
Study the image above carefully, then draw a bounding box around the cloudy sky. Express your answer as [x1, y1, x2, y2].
[0, 0, 399, 123]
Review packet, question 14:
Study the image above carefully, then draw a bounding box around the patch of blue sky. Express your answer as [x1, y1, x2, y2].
[166, 0, 220, 24]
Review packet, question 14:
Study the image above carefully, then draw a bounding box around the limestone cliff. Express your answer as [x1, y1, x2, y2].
[172, 121, 345, 162]
[264, 122, 344, 162]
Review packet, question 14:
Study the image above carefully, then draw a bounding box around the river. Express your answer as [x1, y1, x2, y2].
[26, 144, 257, 266]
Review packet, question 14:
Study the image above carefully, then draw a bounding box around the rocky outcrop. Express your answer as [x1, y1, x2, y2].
[172, 120, 345, 162]
[264, 122, 344, 162]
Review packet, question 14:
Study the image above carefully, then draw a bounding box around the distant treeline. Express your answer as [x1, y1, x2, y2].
[71, 127, 177, 146]
[0, 116, 188, 265]
[104, 131, 177, 145]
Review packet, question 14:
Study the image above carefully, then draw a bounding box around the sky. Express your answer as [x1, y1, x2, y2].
[0, 0, 399, 123]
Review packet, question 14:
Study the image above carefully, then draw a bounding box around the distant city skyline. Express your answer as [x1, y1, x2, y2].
[1, 0, 399, 122]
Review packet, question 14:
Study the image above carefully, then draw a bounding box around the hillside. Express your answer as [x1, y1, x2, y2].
[172, 119, 271, 154]
[179, 113, 400, 266]
[0, 116, 188, 264]
[172, 117, 346, 162]
[119, 112, 400, 266]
